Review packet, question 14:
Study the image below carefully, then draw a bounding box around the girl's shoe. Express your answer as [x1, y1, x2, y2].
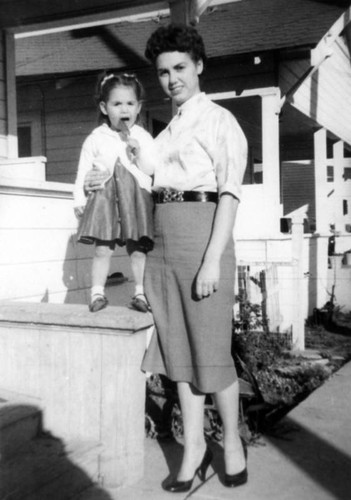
[89, 294, 108, 312]
[130, 294, 151, 313]
[224, 439, 248, 487]
[163, 446, 213, 493]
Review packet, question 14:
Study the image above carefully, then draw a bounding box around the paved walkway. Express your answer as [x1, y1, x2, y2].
[78, 361, 351, 500]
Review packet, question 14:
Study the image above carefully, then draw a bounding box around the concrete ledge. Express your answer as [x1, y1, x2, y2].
[0, 301, 152, 333]
[0, 302, 154, 489]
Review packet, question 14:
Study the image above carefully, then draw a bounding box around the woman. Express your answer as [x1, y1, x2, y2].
[142, 24, 248, 492]
[85, 24, 248, 493]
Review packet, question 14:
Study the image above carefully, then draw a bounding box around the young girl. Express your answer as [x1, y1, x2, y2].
[73, 73, 156, 313]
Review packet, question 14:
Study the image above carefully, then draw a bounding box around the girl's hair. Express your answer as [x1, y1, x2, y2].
[95, 72, 144, 125]
[145, 24, 207, 66]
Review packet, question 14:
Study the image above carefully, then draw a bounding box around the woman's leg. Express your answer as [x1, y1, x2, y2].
[213, 380, 246, 475]
[177, 382, 207, 481]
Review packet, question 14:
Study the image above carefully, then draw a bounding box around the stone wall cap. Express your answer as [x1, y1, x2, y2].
[0, 302, 153, 334]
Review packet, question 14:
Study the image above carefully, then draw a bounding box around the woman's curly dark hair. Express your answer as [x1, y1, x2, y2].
[145, 24, 207, 66]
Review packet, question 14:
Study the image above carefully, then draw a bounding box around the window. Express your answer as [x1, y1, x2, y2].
[17, 125, 32, 157]
[327, 165, 334, 182]
[212, 95, 263, 184]
[343, 199, 348, 216]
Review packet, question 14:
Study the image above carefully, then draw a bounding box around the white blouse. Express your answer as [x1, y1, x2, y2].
[153, 92, 247, 200]
[73, 123, 155, 208]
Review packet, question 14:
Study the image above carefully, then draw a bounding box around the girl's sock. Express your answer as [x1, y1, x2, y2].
[91, 285, 105, 299]
[134, 285, 144, 297]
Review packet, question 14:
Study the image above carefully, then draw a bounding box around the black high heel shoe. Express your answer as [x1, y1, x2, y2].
[163, 446, 213, 493]
[224, 439, 248, 488]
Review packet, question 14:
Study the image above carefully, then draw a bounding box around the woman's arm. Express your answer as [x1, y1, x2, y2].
[127, 129, 157, 176]
[195, 193, 238, 300]
[195, 106, 247, 299]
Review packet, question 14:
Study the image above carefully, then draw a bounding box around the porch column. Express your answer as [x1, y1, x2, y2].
[314, 128, 330, 233]
[333, 140, 344, 234]
[0, 30, 8, 157]
[262, 91, 281, 235]
[4, 30, 18, 158]
[313, 128, 330, 309]
[291, 213, 305, 350]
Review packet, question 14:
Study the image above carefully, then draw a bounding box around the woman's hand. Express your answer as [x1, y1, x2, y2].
[194, 194, 239, 300]
[84, 169, 109, 192]
[195, 258, 220, 299]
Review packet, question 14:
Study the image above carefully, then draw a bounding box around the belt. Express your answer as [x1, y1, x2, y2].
[153, 189, 218, 204]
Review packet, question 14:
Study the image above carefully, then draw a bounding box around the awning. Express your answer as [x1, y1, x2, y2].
[282, 6, 351, 146]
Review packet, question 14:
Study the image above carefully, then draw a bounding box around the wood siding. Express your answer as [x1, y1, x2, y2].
[17, 77, 98, 183]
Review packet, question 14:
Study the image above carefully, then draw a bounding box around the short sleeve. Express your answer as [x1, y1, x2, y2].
[213, 109, 248, 200]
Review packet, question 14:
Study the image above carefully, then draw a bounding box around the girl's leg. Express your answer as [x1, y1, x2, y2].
[213, 380, 246, 475]
[129, 250, 146, 296]
[126, 241, 150, 310]
[91, 241, 114, 297]
[176, 382, 207, 481]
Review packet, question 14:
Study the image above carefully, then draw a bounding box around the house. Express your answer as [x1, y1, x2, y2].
[1, 0, 351, 343]
[0, 0, 350, 492]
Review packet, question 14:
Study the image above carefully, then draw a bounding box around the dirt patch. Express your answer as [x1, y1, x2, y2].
[233, 322, 351, 437]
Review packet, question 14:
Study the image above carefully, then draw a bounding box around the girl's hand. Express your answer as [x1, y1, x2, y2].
[74, 206, 85, 218]
[195, 258, 220, 299]
[84, 169, 109, 192]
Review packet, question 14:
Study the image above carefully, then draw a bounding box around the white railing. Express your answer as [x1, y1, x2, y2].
[0, 173, 132, 305]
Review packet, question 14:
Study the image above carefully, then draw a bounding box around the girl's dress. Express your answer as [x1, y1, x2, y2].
[73, 123, 154, 251]
[141, 93, 248, 394]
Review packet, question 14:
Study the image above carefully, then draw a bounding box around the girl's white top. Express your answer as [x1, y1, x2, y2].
[153, 92, 248, 201]
[73, 123, 155, 208]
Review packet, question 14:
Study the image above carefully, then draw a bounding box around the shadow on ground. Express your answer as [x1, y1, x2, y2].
[268, 415, 351, 500]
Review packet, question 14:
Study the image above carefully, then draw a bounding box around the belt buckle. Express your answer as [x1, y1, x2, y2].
[198, 192, 207, 202]
[163, 189, 184, 202]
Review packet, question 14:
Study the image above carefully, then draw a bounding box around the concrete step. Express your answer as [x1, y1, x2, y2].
[0, 389, 103, 499]
[0, 435, 102, 500]
[0, 389, 42, 461]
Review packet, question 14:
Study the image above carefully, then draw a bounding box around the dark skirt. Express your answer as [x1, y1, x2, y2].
[77, 159, 154, 251]
[141, 201, 237, 393]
